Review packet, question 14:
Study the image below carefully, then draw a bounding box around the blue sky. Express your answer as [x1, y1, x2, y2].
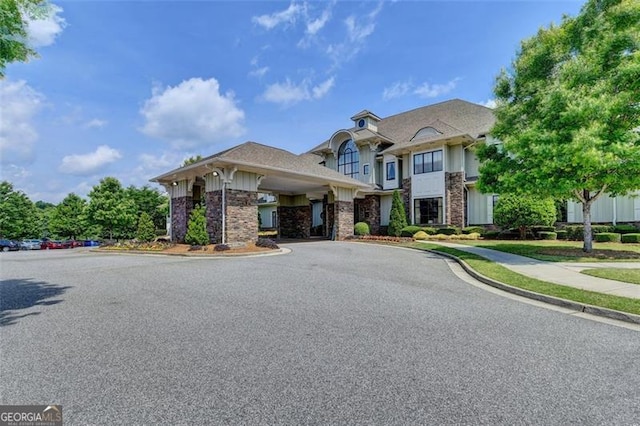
[1, 0, 583, 203]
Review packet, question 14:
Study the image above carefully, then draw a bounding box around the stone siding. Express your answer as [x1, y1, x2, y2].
[354, 195, 381, 235]
[334, 200, 354, 240]
[446, 172, 465, 228]
[226, 189, 258, 244]
[278, 205, 311, 238]
[205, 191, 222, 244]
[171, 196, 192, 243]
[325, 202, 335, 238]
[402, 178, 412, 222]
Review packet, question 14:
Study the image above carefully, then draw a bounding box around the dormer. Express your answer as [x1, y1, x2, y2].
[350, 110, 382, 133]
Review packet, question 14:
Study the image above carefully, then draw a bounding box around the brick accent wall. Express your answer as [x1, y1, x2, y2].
[226, 189, 258, 244]
[446, 171, 465, 228]
[354, 195, 381, 235]
[278, 206, 311, 238]
[325, 202, 335, 238]
[334, 200, 354, 240]
[402, 178, 412, 222]
[171, 196, 193, 243]
[205, 191, 222, 244]
[205, 189, 258, 244]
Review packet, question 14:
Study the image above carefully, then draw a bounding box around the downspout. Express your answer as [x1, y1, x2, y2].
[612, 197, 617, 226]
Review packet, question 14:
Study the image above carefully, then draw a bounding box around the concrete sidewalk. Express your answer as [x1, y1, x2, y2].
[428, 242, 640, 300]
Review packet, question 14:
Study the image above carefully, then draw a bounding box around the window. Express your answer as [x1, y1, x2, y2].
[413, 150, 443, 174]
[414, 198, 443, 224]
[411, 127, 441, 141]
[363, 164, 370, 175]
[386, 162, 395, 180]
[338, 139, 359, 179]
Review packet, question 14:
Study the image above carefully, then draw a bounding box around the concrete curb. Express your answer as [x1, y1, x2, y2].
[90, 247, 291, 258]
[427, 249, 640, 326]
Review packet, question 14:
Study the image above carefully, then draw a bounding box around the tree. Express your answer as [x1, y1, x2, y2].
[181, 155, 203, 167]
[184, 204, 209, 246]
[125, 185, 167, 231]
[86, 177, 136, 240]
[493, 195, 556, 239]
[0, 0, 51, 77]
[0, 181, 39, 239]
[136, 212, 156, 243]
[388, 190, 408, 237]
[49, 193, 87, 239]
[477, 0, 640, 252]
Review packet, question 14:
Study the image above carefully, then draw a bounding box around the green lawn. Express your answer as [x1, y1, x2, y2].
[582, 268, 640, 285]
[405, 242, 640, 316]
[455, 240, 640, 262]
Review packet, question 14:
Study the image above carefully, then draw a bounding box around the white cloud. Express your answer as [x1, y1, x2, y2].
[140, 77, 246, 149]
[85, 118, 108, 129]
[306, 7, 331, 36]
[252, 2, 303, 30]
[414, 78, 460, 98]
[326, 1, 383, 67]
[262, 76, 335, 106]
[249, 66, 269, 78]
[0, 80, 44, 165]
[480, 99, 497, 109]
[59, 145, 122, 176]
[382, 80, 412, 101]
[26, 3, 66, 47]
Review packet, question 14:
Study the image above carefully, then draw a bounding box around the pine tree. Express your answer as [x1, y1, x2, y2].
[388, 190, 408, 237]
[184, 204, 209, 246]
[136, 212, 156, 242]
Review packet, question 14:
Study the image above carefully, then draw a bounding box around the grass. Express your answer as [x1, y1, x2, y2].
[581, 268, 640, 286]
[405, 242, 640, 316]
[455, 240, 640, 262]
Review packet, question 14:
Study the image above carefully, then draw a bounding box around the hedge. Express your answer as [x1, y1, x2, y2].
[621, 233, 640, 244]
[354, 222, 370, 236]
[563, 225, 614, 240]
[538, 231, 557, 240]
[400, 225, 422, 237]
[436, 226, 461, 235]
[462, 226, 485, 235]
[613, 224, 639, 234]
[594, 232, 621, 243]
[555, 230, 568, 240]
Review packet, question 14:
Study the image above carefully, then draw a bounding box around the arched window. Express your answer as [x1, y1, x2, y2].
[411, 126, 441, 141]
[337, 139, 359, 179]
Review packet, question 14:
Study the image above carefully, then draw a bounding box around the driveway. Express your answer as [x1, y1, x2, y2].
[1, 242, 638, 424]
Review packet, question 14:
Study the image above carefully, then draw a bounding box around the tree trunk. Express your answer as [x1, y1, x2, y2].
[582, 197, 593, 253]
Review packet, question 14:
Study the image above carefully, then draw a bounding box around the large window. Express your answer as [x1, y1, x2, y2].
[414, 197, 443, 224]
[386, 161, 396, 180]
[413, 150, 443, 174]
[338, 139, 359, 179]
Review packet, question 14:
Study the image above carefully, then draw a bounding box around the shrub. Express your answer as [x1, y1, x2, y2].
[484, 230, 500, 239]
[421, 227, 437, 235]
[531, 226, 555, 238]
[436, 227, 460, 235]
[413, 230, 429, 240]
[354, 222, 370, 236]
[595, 232, 621, 243]
[493, 194, 556, 239]
[185, 204, 209, 246]
[621, 233, 640, 243]
[462, 226, 484, 235]
[400, 225, 422, 237]
[388, 190, 408, 237]
[465, 232, 481, 240]
[563, 225, 613, 241]
[538, 231, 557, 240]
[214, 244, 230, 251]
[555, 230, 568, 240]
[256, 238, 279, 249]
[614, 224, 639, 234]
[136, 212, 156, 243]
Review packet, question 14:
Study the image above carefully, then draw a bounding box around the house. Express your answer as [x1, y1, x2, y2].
[151, 99, 640, 245]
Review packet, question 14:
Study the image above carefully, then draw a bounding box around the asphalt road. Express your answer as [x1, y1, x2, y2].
[1, 242, 639, 425]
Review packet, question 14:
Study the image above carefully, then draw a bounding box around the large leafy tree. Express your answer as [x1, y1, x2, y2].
[49, 193, 87, 239]
[125, 185, 167, 231]
[0, 0, 50, 77]
[0, 181, 39, 239]
[86, 177, 136, 240]
[477, 0, 640, 252]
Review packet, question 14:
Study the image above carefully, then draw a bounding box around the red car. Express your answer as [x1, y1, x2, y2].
[41, 240, 65, 249]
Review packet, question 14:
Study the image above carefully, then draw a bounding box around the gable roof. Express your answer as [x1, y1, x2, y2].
[151, 141, 371, 190]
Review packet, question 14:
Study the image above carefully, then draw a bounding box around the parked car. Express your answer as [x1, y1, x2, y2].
[83, 240, 101, 247]
[20, 239, 42, 250]
[69, 240, 84, 248]
[41, 240, 65, 249]
[0, 239, 20, 252]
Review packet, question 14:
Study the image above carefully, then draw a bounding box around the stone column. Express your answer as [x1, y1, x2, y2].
[278, 206, 312, 238]
[446, 171, 464, 228]
[205, 190, 222, 244]
[402, 178, 412, 223]
[171, 196, 193, 243]
[334, 200, 354, 240]
[226, 189, 259, 244]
